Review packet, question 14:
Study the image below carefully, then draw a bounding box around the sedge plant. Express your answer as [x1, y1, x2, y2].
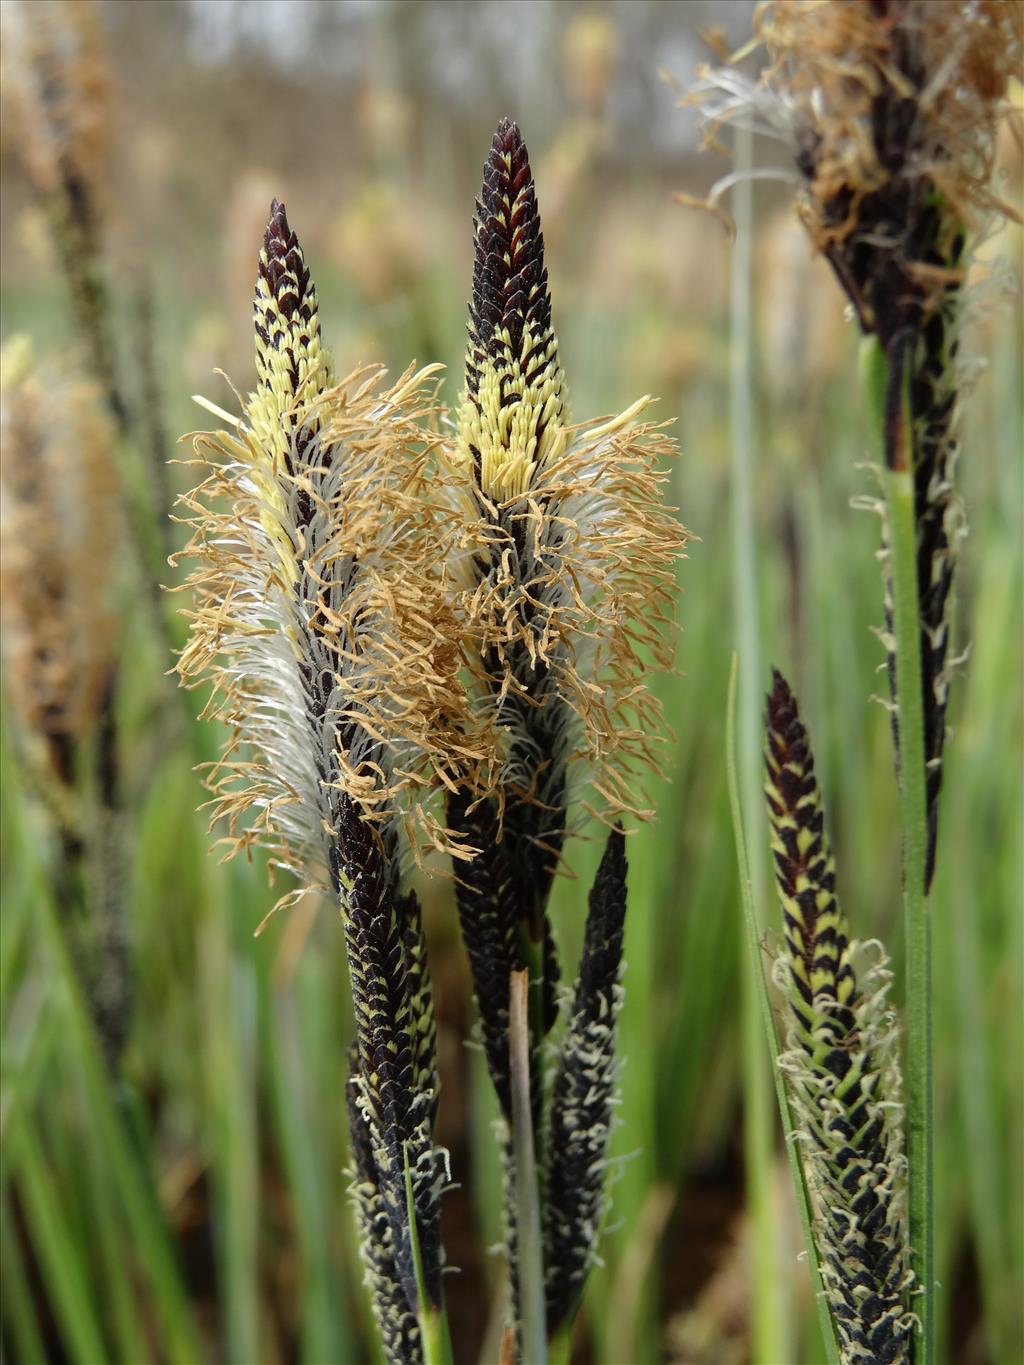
[177, 122, 686, 1364]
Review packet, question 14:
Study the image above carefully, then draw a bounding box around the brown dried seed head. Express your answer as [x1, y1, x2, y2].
[0, 0, 110, 212]
[0, 338, 120, 773]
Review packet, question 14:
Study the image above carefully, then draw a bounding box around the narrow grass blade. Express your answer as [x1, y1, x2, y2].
[35, 876, 201, 1363]
[264, 974, 352, 1364]
[201, 858, 261, 1365]
[510, 968, 546, 1365]
[7, 1120, 107, 1365]
[728, 118, 788, 1365]
[1, 1188, 49, 1365]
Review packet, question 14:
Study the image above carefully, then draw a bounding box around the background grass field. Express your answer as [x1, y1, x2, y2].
[1, 3, 1021, 1362]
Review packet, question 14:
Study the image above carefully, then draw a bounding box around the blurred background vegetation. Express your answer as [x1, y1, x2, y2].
[1, 2, 1020, 1363]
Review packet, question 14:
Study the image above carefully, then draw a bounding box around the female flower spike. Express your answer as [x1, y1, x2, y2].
[176, 201, 466, 1358]
[693, 0, 1022, 888]
[765, 671, 914, 1365]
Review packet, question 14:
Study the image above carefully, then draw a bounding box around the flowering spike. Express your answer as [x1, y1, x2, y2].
[543, 825, 627, 1335]
[459, 118, 568, 501]
[765, 671, 914, 1365]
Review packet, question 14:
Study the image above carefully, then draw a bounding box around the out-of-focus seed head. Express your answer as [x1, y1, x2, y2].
[690, 1, 1020, 891]
[0, 0, 110, 222]
[458, 118, 569, 501]
[0, 337, 120, 783]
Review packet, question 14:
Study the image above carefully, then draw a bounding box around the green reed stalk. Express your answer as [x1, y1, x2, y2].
[729, 121, 786, 1365]
[511, 968, 547, 1365]
[864, 338, 934, 1365]
[885, 468, 933, 1365]
[405, 1150, 454, 1365]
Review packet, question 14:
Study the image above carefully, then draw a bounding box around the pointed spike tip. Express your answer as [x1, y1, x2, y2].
[460, 115, 568, 498]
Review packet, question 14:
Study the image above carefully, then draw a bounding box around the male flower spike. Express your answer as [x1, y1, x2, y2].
[449, 118, 686, 1092]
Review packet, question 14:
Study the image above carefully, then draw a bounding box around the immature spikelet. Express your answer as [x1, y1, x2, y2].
[765, 671, 914, 1365]
[0, 337, 120, 788]
[176, 202, 486, 899]
[543, 825, 627, 1335]
[450, 120, 685, 953]
[692, 0, 1022, 888]
[250, 198, 334, 464]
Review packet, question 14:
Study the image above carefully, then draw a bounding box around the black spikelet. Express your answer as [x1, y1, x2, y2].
[346, 1059, 425, 1365]
[542, 825, 627, 1334]
[466, 118, 559, 412]
[338, 798, 444, 1315]
[254, 199, 319, 385]
[448, 790, 525, 1118]
[399, 887, 439, 1133]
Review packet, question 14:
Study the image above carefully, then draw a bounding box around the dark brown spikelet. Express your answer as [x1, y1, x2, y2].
[346, 1058, 424, 1365]
[447, 788, 559, 1117]
[459, 119, 572, 933]
[464, 117, 566, 448]
[255, 200, 317, 384]
[764, 671, 914, 1364]
[764, 670, 856, 1046]
[447, 790, 525, 1119]
[399, 887, 439, 1132]
[542, 825, 627, 1335]
[338, 799, 444, 1315]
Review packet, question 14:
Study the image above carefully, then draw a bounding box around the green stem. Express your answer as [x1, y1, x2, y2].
[510, 968, 547, 1365]
[404, 1146, 454, 1365]
[729, 120, 787, 1365]
[726, 656, 841, 1365]
[548, 1322, 572, 1365]
[884, 465, 934, 1365]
